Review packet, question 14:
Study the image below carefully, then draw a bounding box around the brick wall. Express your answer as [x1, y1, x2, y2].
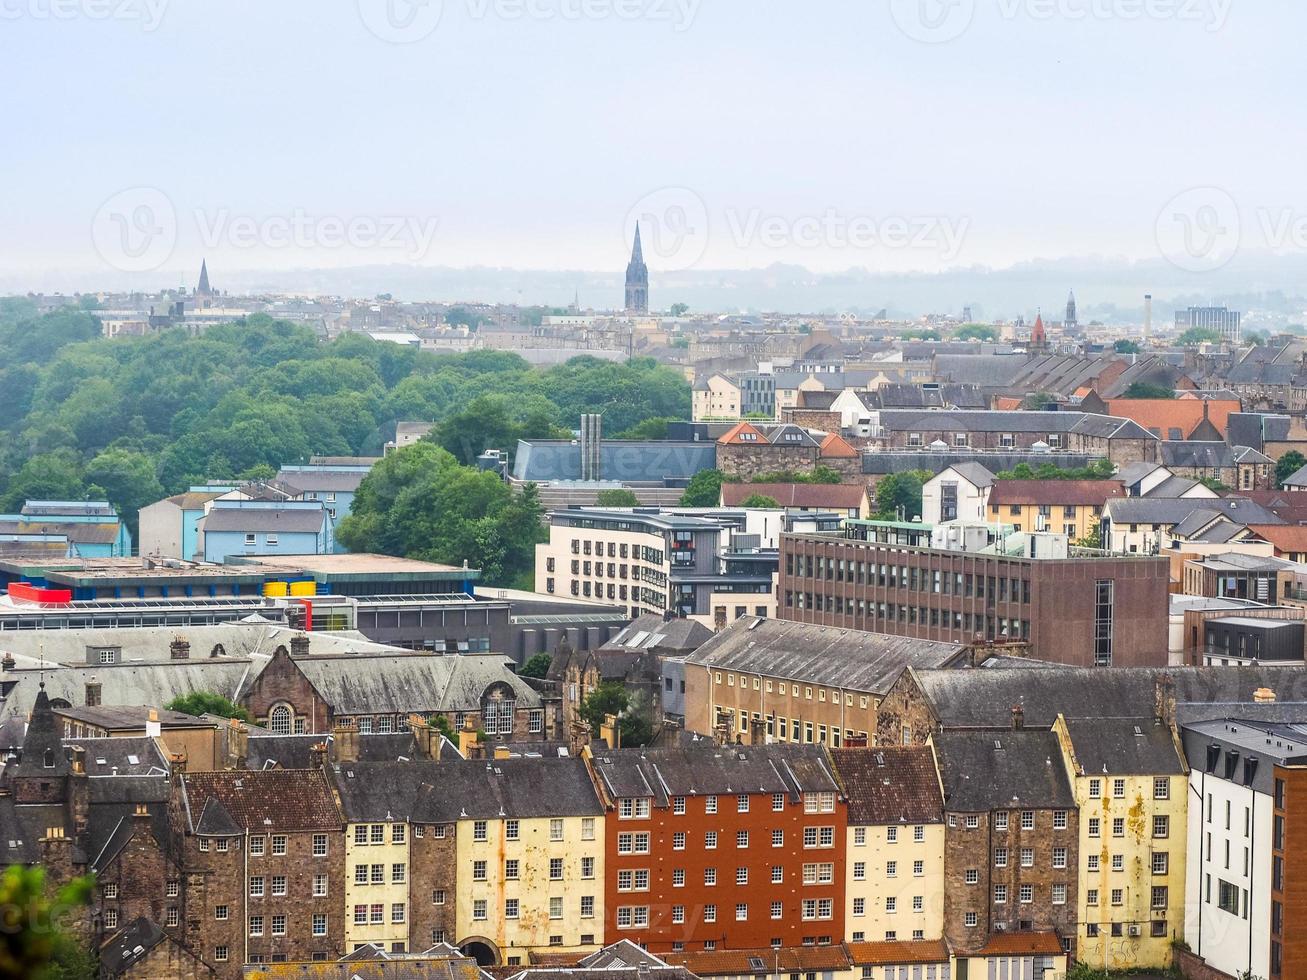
[1173, 947, 1236, 980]
[241, 647, 330, 734]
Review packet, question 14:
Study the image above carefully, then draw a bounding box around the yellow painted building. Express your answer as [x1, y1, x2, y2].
[831, 746, 947, 946]
[986, 480, 1124, 542]
[1054, 714, 1188, 971]
[449, 757, 607, 967]
[344, 819, 411, 952]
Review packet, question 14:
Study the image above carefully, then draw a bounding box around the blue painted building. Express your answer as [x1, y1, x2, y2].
[138, 488, 235, 560]
[0, 501, 133, 558]
[199, 499, 333, 563]
[276, 464, 373, 553]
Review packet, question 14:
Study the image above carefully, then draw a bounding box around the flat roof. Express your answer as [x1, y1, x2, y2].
[1209, 617, 1303, 630]
[226, 553, 474, 580]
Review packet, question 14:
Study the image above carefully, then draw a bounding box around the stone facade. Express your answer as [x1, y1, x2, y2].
[717, 443, 861, 482]
[942, 808, 1079, 956]
[408, 821, 458, 949]
[95, 807, 181, 939]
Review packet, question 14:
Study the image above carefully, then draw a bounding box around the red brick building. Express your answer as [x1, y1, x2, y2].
[589, 742, 847, 953]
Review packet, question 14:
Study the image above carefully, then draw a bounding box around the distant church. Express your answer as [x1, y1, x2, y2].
[625, 224, 649, 314]
[194, 259, 217, 309]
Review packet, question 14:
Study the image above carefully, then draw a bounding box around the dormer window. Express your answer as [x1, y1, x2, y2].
[43, 748, 54, 768]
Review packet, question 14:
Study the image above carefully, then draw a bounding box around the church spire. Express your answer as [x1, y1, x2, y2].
[625, 223, 649, 314]
[196, 259, 213, 297]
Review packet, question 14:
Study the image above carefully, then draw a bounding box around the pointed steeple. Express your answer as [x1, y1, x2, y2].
[14, 684, 69, 779]
[1065, 290, 1078, 328]
[196, 259, 212, 297]
[625, 223, 649, 314]
[1032, 310, 1047, 348]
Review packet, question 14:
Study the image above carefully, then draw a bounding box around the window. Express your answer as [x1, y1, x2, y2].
[619, 798, 651, 819]
[1089, 778, 1101, 799]
[1052, 884, 1067, 906]
[103, 884, 119, 899]
[1021, 810, 1034, 830]
[736, 903, 748, 921]
[772, 830, 784, 848]
[1088, 817, 1101, 838]
[1053, 810, 1067, 830]
[1153, 815, 1170, 838]
[672, 905, 685, 924]
[673, 832, 686, 850]
[271, 875, 286, 896]
[581, 856, 595, 878]
[853, 861, 866, 881]
[705, 831, 717, 849]
[706, 795, 718, 814]
[249, 916, 264, 937]
[965, 912, 977, 928]
[737, 794, 750, 813]
[1154, 777, 1170, 800]
[994, 848, 1008, 868]
[1113, 777, 1126, 798]
[249, 876, 264, 897]
[886, 860, 897, 878]
[704, 868, 717, 886]
[704, 904, 717, 923]
[965, 869, 979, 885]
[1087, 889, 1099, 906]
[473, 900, 487, 921]
[582, 817, 595, 840]
[506, 819, 520, 840]
[1020, 847, 1034, 867]
[1113, 817, 1125, 837]
[772, 901, 783, 920]
[550, 818, 564, 841]
[886, 826, 898, 843]
[104, 910, 118, 930]
[505, 899, 519, 919]
[673, 796, 686, 815]
[550, 858, 564, 880]
[269, 705, 291, 735]
[773, 792, 785, 811]
[433, 890, 446, 905]
[965, 815, 979, 829]
[505, 859, 519, 880]
[737, 830, 749, 849]
[473, 820, 487, 842]
[1019, 884, 1033, 904]
[250, 836, 265, 857]
[913, 825, 925, 842]
[1151, 886, 1169, 910]
[215, 946, 228, 962]
[885, 897, 897, 913]
[672, 868, 685, 887]
[313, 874, 327, 897]
[736, 867, 749, 885]
[1153, 852, 1169, 875]
[473, 860, 487, 882]
[369, 825, 384, 845]
[1053, 847, 1067, 869]
[313, 834, 327, 857]
[215, 905, 229, 920]
[993, 885, 1007, 904]
[312, 914, 327, 937]
[1112, 854, 1124, 871]
[581, 896, 595, 918]
[392, 864, 405, 884]
[994, 811, 1008, 831]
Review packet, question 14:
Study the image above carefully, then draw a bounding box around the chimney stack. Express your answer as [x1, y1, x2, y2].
[600, 713, 619, 750]
[290, 634, 310, 658]
[169, 637, 191, 660]
[333, 721, 359, 764]
[458, 719, 480, 760]
[1155, 673, 1177, 727]
[1254, 687, 1277, 704]
[1143, 294, 1153, 341]
[1011, 704, 1024, 730]
[309, 742, 328, 770]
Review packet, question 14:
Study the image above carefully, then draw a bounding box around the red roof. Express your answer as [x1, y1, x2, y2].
[717, 421, 766, 445]
[974, 931, 1065, 956]
[1104, 397, 1239, 439]
[846, 940, 950, 966]
[987, 480, 1125, 507]
[720, 483, 865, 509]
[819, 432, 859, 459]
[1247, 524, 1307, 556]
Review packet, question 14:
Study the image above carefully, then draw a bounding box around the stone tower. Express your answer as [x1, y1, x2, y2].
[625, 224, 649, 314]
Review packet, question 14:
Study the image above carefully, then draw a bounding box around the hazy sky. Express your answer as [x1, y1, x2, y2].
[3, 0, 1305, 290]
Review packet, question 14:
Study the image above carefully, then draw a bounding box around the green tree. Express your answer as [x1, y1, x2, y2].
[594, 488, 640, 507]
[0, 450, 85, 512]
[874, 470, 932, 521]
[520, 653, 552, 679]
[1122, 382, 1175, 399]
[1276, 450, 1307, 488]
[445, 306, 487, 330]
[614, 417, 672, 441]
[1074, 525, 1103, 549]
[579, 682, 654, 747]
[84, 448, 163, 540]
[0, 866, 94, 980]
[739, 494, 780, 508]
[165, 691, 251, 721]
[669, 303, 690, 316]
[1113, 339, 1141, 354]
[680, 469, 728, 507]
[1177, 326, 1223, 346]
[954, 323, 997, 342]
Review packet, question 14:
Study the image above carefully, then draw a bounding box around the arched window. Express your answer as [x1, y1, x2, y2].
[43, 748, 55, 769]
[270, 704, 292, 735]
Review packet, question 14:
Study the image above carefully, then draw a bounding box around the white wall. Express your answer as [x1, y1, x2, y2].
[921, 467, 989, 525]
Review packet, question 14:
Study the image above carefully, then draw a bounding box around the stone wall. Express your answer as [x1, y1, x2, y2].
[1173, 947, 1236, 980]
[409, 822, 458, 948]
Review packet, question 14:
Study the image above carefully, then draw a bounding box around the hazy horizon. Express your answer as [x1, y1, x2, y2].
[5, 0, 1306, 309]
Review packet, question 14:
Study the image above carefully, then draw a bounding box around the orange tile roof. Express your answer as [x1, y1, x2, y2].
[994, 397, 1023, 410]
[720, 483, 865, 509]
[974, 931, 1065, 956]
[1104, 397, 1239, 439]
[717, 421, 766, 445]
[663, 946, 851, 975]
[987, 479, 1124, 507]
[1247, 524, 1307, 555]
[819, 432, 859, 458]
[846, 939, 950, 966]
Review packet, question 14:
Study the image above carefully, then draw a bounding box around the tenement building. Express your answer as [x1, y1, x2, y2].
[588, 741, 846, 953]
[778, 525, 1170, 667]
[935, 725, 1080, 961]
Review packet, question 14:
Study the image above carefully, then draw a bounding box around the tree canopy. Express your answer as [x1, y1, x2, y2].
[594, 488, 640, 508]
[739, 494, 780, 508]
[1113, 339, 1141, 354]
[1176, 326, 1223, 346]
[954, 323, 997, 342]
[337, 442, 547, 587]
[1276, 450, 1306, 488]
[1122, 382, 1175, 399]
[874, 470, 932, 521]
[165, 691, 250, 722]
[0, 309, 691, 531]
[680, 468, 728, 507]
[579, 681, 654, 747]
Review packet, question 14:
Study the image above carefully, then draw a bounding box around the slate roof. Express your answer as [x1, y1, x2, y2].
[685, 617, 968, 696]
[276, 468, 370, 492]
[201, 506, 327, 533]
[247, 958, 486, 980]
[830, 746, 943, 825]
[941, 462, 995, 488]
[247, 732, 418, 770]
[664, 945, 850, 975]
[935, 729, 1075, 810]
[876, 410, 1155, 441]
[9, 688, 69, 779]
[600, 614, 712, 656]
[99, 918, 169, 977]
[410, 756, 603, 822]
[1062, 716, 1186, 776]
[0, 799, 67, 864]
[180, 770, 342, 832]
[589, 742, 839, 803]
[1161, 441, 1271, 469]
[1104, 496, 1282, 527]
[290, 653, 542, 715]
[911, 665, 1307, 730]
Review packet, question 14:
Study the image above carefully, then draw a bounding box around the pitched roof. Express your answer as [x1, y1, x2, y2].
[1061, 716, 1187, 776]
[845, 940, 950, 966]
[987, 480, 1124, 507]
[720, 483, 866, 509]
[717, 421, 767, 445]
[1247, 524, 1307, 555]
[180, 770, 341, 832]
[975, 931, 1066, 956]
[589, 742, 840, 803]
[830, 746, 943, 825]
[1103, 397, 1239, 439]
[201, 506, 327, 533]
[819, 432, 859, 458]
[935, 729, 1075, 810]
[600, 614, 712, 655]
[663, 945, 850, 976]
[288, 653, 541, 715]
[1104, 496, 1282, 527]
[685, 617, 969, 696]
